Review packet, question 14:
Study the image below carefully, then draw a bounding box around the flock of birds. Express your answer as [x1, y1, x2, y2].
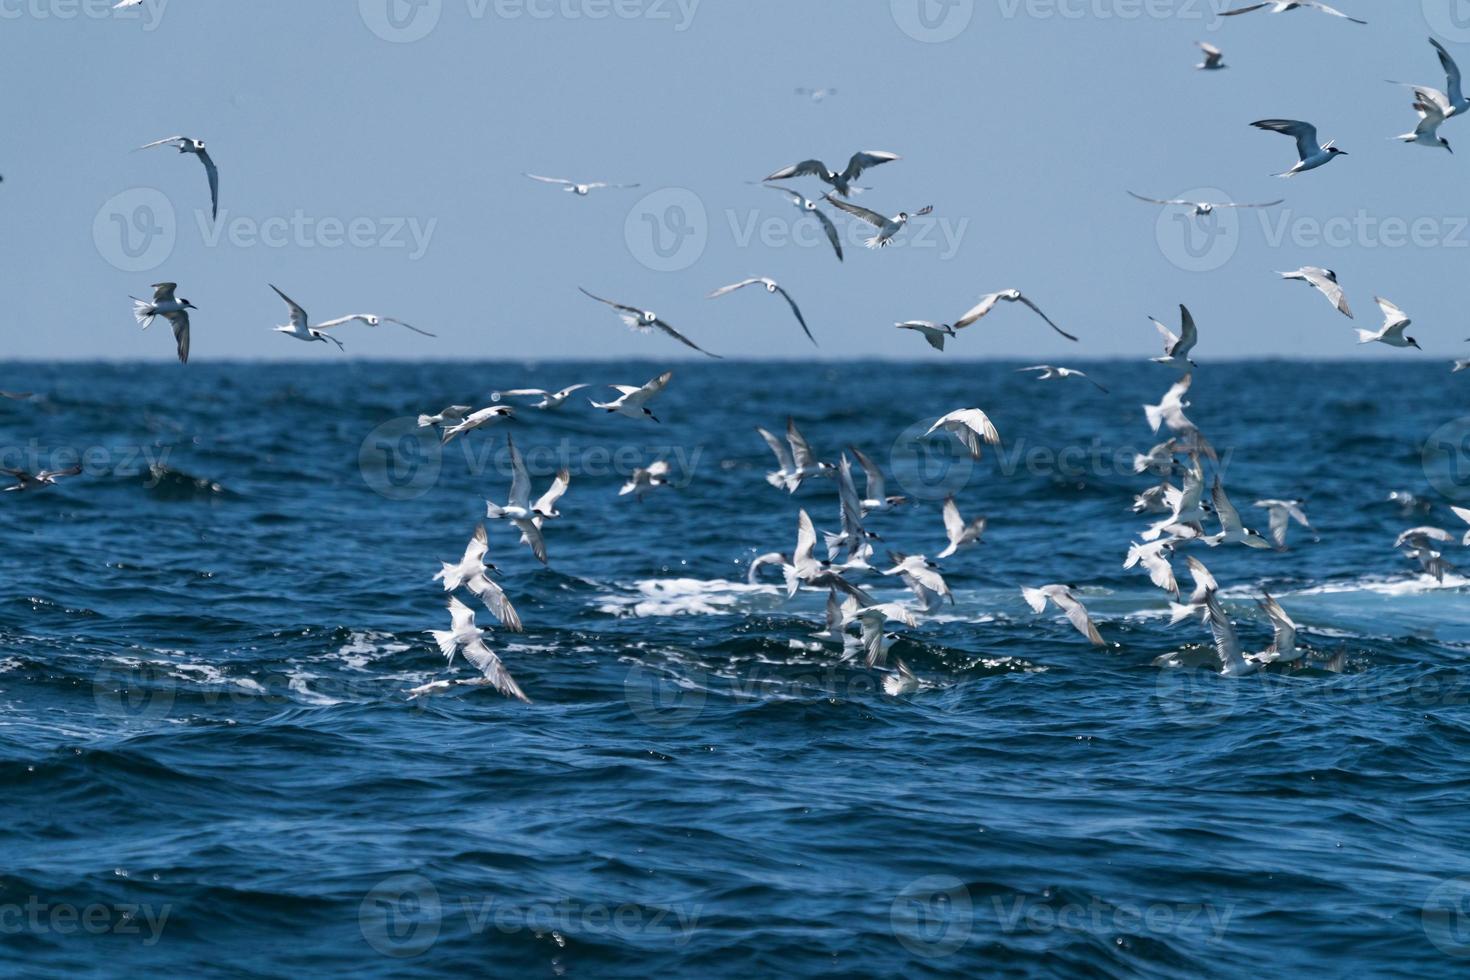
[7, 7, 1469, 701]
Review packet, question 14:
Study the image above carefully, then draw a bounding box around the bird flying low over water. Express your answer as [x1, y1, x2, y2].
[895, 321, 956, 352]
[440, 406, 515, 445]
[1195, 41, 1227, 70]
[763, 150, 900, 198]
[590, 371, 674, 423]
[823, 195, 932, 249]
[1221, 1, 1364, 24]
[579, 288, 721, 358]
[523, 173, 640, 195]
[131, 282, 196, 364]
[1252, 119, 1349, 176]
[433, 524, 523, 631]
[1016, 365, 1108, 392]
[925, 409, 1001, 461]
[492, 385, 591, 410]
[1022, 585, 1104, 646]
[314, 313, 436, 337]
[765, 186, 844, 262]
[1254, 499, 1316, 550]
[621, 461, 672, 501]
[707, 278, 815, 347]
[425, 596, 529, 703]
[954, 290, 1078, 342]
[1356, 298, 1421, 350]
[938, 496, 986, 559]
[137, 136, 219, 220]
[1280, 267, 1352, 318]
[268, 285, 346, 351]
[1, 464, 82, 493]
[1127, 192, 1282, 216]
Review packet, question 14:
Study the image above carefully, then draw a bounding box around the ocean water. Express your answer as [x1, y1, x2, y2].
[2, 359, 1470, 978]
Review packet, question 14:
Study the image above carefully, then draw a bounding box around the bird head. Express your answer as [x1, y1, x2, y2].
[183, 299, 198, 310]
[644, 408, 660, 424]
[1327, 146, 1348, 156]
[1441, 138, 1454, 154]
[1408, 337, 1423, 350]
[896, 212, 909, 221]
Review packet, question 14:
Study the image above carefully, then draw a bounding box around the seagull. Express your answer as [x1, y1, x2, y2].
[440, 406, 515, 445]
[1202, 594, 1260, 679]
[824, 195, 932, 249]
[137, 136, 219, 220]
[418, 405, 473, 429]
[1206, 479, 1273, 549]
[763, 150, 900, 198]
[707, 278, 815, 346]
[1280, 267, 1353, 318]
[883, 658, 922, 697]
[896, 321, 956, 351]
[1357, 297, 1421, 350]
[1252, 119, 1349, 176]
[1253, 593, 1303, 665]
[621, 461, 672, 501]
[765, 186, 843, 262]
[1150, 305, 1199, 370]
[1395, 97, 1453, 153]
[426, 596, 529, 703]
[590, 371, 673, 423]
[492, 385, 591, 410]
[1, 464, 82, 493]
[314, 313, 436, 337]
[1127, 192, 1282, 217]
[131, 282, 196, 329]
[484, 435, 551, 565]
[783, 417, 836, 492]
[1016, 365, 1108, 392]
[925, 409, 1001, 461]
[523, 173, 639, 195]
[1167, 556, 1218, 626]
[954, 290, 1078, 342]
[1221, 1, 1364, 24]
[1195, 41, 1227, 70]
[850, 447, 908, 514]
[884, 552, 953, 611]
[433, 524, 523, 632]
[268, 285, 346, 351]
[938, 495, 986, 559]
[1389, 38, 1469, 122]
[579, 288, 721, 359]
[1022, 585, 1104, 646]
[1254, 499, 1316, 549]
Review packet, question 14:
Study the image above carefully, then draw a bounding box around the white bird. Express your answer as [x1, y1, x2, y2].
[1396, 526, 1456, 552]
[484, 435, 551, 564]
[782, 417, 836, 492]
[418, 405, 473, 429]
[440, 406, 515, 445]
[1133, 483, 1175, 514]
[621, 461, 672, 501]
[1222, 1, 1364, 24]
[1206, 479, 1273, 549]
[884, 552, 953, 611]
[269, 285, 346, 351]
[492, 385, 591, 410]
[1150, 305, 1199, 371]
[1127, 192, 1283, 216]
[1452, 506, 1470, 546]
[1454, 359, 1470, 373]
[432, 524, 523, 632]
[707, 277, 815, 346]
[1, 464, 82, 493]
[938, 495, 986, 559]
[1254, 499, 1316, 549]
[748, 551, 800, 598]
[1252, 119, 1350, 176]
[792, 509, 879, 605]
[1195, 41, 1227, 71]
[1167, 556, 1218, 626]
[579, 288, 721, 359]
[137, 135, 219, 220]
[130, 283, 195, 364]
[1253, 593, 1302, 665]
[1134, 439, 1182, 477]
[1126, 538, 1180, 598]
[823, 455, 879, 569]
[315, 313, 436, 337]
[1202, 594, 1260, 679]
[1389, 38, 1469, 122]
[523, 173, 639, 195]
[896, 321, 957, 352]
[1280, 267, 1353, 319]
[1395, 97, 1453, 153]
[1356, 297, 1422, 350]
[426, 596, 528, 702]
[765, 186, 843, 261]
[764, 150, 900, 198]
[1022, 585, 1104, 646]
[850, 447, 908, 514]
[590, 371, 673, 423]
[809, 589, 853, 646]
[850, 603, 917, 668]
[883, 657, 922, 697]
[824, 194, 932, 249]
[756, 426, 798, 491]
[924, 409, 1001, 461]
[1144, 375, 1199, 437]
[954, 290, 1078, 341]
[1143, 456, 1211, 541]
[1016, 365, 1108, 392]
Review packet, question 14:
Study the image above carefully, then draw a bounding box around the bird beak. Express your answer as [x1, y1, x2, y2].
[186, 302, 198, 310]
[1447, 143, 1455, 154]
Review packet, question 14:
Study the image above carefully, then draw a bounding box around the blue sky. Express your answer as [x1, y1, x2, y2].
[2, 0, 1465, 361]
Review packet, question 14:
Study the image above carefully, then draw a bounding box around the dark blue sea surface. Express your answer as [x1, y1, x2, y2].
[3, 360, 1470, 978]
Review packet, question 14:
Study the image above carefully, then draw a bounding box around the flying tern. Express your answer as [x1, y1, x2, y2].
[1202, 595, 1260, 679]
[1356, 297, 1421, 350]
[1127, 192, 1281, 216]
[269, 285, 346, 351]
[314, 313, 435, 337]
[896, 321, 956, 351]
[492, 385, 591, 410]
[763, 150, 900, 198]
[579, 288, 721, 359]
[938, 496, 986, 559]
[590, 371, 673, 423]
[1, 464, 82, 493]
[1395, 97, 1453, 153]
[1022, 585, 1104, 646]
[885, 552, 953, 611]
[1206, 479, 1273, 549]
[765, 186, 843, 261]
[426, 596, 529, 702]
[954, 290, 1078, 341]
[1280, 267, 1352, 318]
[824, 195, 932, 249]
[1389, 38, 1469, 121]
[621, 461, 672, 501]
[1222, 2, 1364, 24]
[484, 435, 552, 564]
[850, 447, 908, 514]
[707, 278, 815, 346]
[137, 135, 219, 220]
[433, 524, 523, 632]
[131, 282, 196, 363]
[1195, 41, 1227, 70]
[523, 173, 639, 195]
[925, 409, 1001, 461]
[440, 406, 515, 444]
[1150, 305, 1199, 370]
[1016, 365, 1108, 392]
[1252, 119, 1349, 176]
[418, 405, 473, 429]
[1254, 499, 1315, 549]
